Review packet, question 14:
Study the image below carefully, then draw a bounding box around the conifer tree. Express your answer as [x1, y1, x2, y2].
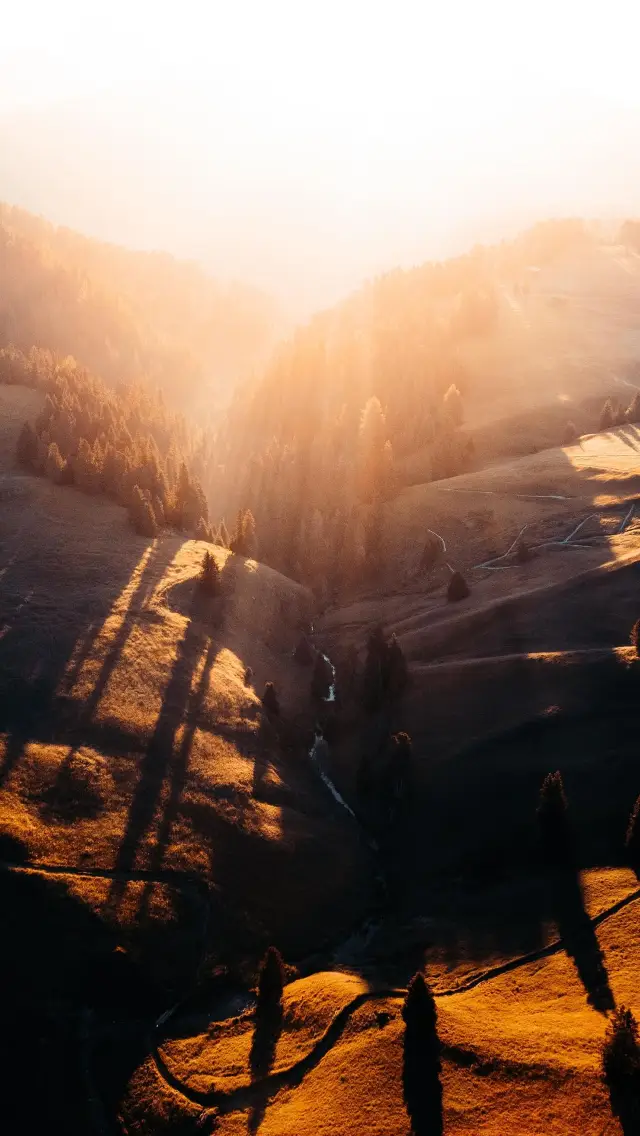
[199, 550, 220, 596]
[537, 771, 570, 860]
[45, 441, 67, 484]
[261, 682, 280, 716]
[631, 619, 640, 659]
[256, 946, 285, 1016]
[447, 571, 470, 602]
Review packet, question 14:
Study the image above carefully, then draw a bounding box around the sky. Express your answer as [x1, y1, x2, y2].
[2, 1, 640, 311]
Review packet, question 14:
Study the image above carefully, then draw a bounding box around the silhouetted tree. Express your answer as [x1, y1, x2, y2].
[603, 1006, 640, 1129]
[402, 972, 442, 1136]
[261, 682, 280, 716]
[515, 538, 533, 564]
[537, 771, 570, 861]
[631, 619, 640, 659]
[625, 795, 640, 868]
[363, 625, 387, 712]
[447, 571, 469, 602]
[199, 550, 220, 596]
[563, 421, 578, 445]
[256, 946, 284, 1018]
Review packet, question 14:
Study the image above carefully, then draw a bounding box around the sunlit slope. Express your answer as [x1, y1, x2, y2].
[0, 387, 368, 959]
[325, 425, 640, 650]
[122, 869, 640, 1135]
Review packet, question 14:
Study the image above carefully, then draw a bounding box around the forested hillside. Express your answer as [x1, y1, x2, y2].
[215, 219, 591, 593]
[0, 203, 280, 409]
[4, 345, 213, 540]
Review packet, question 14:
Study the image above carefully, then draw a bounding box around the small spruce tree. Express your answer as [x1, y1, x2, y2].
[447, 571, 470, 602]
[256, 946, 285, 1017]
[261, 682, 280, 716]
[631, 619, 640, 659]
[199, 550, 220, 597]
[563, 421, 578, 445]
[537, 771, 570, 860]
[603, 1006, 640, 1083]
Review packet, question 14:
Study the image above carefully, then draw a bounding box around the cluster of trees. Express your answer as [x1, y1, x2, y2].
[0, 202, 278, 406]
[11, 346, 211, 538]
[600, 393, 640, 432]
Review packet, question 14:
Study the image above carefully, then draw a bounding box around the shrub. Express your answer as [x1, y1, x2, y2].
[625, 795, 640, 867]
[256, 946, 284, 1016]
[261, 682, 280, 716]
[199, 550, 220, 596]
[447, 571, 469, 602]
[537, 771, 570, 860]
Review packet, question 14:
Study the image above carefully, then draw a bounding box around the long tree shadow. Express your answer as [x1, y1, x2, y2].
[547, 864, 615, 1013]
[107, 609, 210, 909]
[136, 632, 220, 919]
[247, 1002, 284, 1134]
[0, 536, 175, 788]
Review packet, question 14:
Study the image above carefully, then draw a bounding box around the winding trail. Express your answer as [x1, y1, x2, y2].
[151, 884, 640, 1113]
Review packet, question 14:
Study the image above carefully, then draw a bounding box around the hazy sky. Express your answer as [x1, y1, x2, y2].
[2, 1, 640, 311]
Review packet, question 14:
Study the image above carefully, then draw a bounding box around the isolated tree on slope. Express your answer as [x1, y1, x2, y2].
[256, 946, 285, 1018]
[199, 550, 220, 596]
[537, 771, 570, 860]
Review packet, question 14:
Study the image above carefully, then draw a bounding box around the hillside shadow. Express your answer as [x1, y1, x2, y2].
[0, 535, 175, 787]
[108, 595, 221, 908]
[0, 866, 157, 1136]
